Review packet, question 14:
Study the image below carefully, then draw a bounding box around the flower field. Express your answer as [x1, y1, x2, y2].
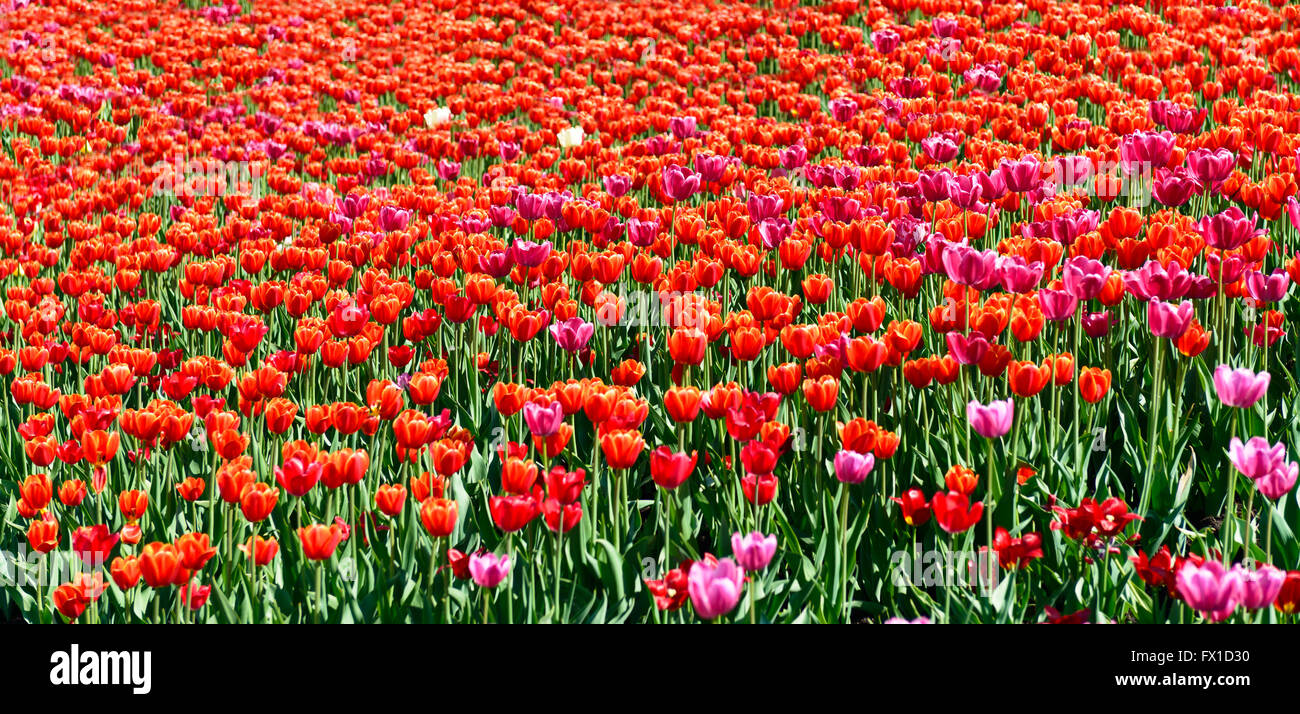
[2, 0, 1300, 625]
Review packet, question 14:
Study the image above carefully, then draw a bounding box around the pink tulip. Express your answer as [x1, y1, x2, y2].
[1195, 207, 1262, 251]
[1228, 437, 1288, 480]
[995, 255, 1043, 294]
[661, 164, 700, 202]
[522, 401, 565, 438]
[510, 238, 552, 268]
[1256, 461, 1298, 500]
[1062, 256, 1111, 301]
[688, 558, 744, 620]
[945, 332, 989, 366]
[1244, 269, 1290, 305]
[1038, 288, 1078, 322]
[1146, 299, 1194, 339]
[833, 449, 876, 485]
[966, 399, 1013, 439]
[548, 317, 594, 353]
[1124, 260, 1192, 301]
[731, 531, 777, 572]
[1175, 560, 1240, 623]
[468, 552, 511, 589]
[941, 242, 997, 288]
[1236, 565, 1286, 610]
[1212, 365, 1270, 408]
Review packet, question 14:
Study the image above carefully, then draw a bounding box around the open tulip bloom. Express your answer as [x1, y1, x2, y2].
[3, 0, 1300, 630]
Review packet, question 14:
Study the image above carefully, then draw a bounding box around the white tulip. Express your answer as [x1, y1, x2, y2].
[423, 106, 451, 127]
[558, 125, 585, 149]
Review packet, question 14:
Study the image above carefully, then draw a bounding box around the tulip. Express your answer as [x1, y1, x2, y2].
[469, 552, 511, 589]
[1244, 269, 1290, 305]
[941, 242, 997, 288]
[522, 400, 564, 438]
[298, 523, 345, 561]
[661, 164, 700, 202]
[687, 558, 744, 620]
[890, 488, 932, 526]
[1236, 565, 1286, 610]
[931, 491, 984, 534]
[1213, 366, 1270, 408]
[548, 317, 594, 353]
[1228, 437, 1288, 480]
[833, 449, 875, 484]
[1037, 289, 1078, 322]
[731, 531, 777, 572]
[966, 399, 1013, 439]
[1146, 299, 1194, 339]
[649, 447, 697, 490]
[1062, 256, 1112, 301]
[1256, 461, 1298, 500]
[1195, 207, 1262, 251]
[1175, 561, 1240, 622]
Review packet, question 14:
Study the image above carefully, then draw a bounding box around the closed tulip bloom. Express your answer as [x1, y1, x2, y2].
[510, 239, 552, 268]
[687, 558, 745, 620]
[661, 164, 701, 202]
[1186, 147, 1234, 187]
[664, 386, 703, 422]
[1037, 289, 1078, 322]
[649, 446, 697, 489]
[238, 536, 280, 567]
[375, 484, 406, 517]
[1194, 207, 1262, 251]
[1081, 310, 1113, 338]
[1228, 437, 1288, 480]
[489, 494, 539, 532]
[966, 399, 1013, 438]
[945, 331, 989, 366]
[1236, 565, 1286, 610]
[1062, 256, 1112, 301]
[298, 523, 346, 561]
[522, 400, 564, 437]
[833, 449, 876, 484]
[1213, 365, 1270, 408]
[1146, 299, 1194, 339]
[275, 456, 321, 498]
[731, 531, 777, 572]
[420, 497, 459, 537]
[1176, 560, 1240, 622]
[469, 552, 511, 588]
[999, 156, 1042, 193]
[109, 555, 141, 591]
[941, 242, 997, 288]
[138, 542, 187, 588]
[599, 429, 645, 470]
[548, 317, 594, 353]
[27, 515, 60, 553]
[1256, 461, 1298, 500]
[1078, 367, 1112, 404]
[175, 532, 217, 570]
[801, 375, 839, 412]
[239, 482, 279, 523]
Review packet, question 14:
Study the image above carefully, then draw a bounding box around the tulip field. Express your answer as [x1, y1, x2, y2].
[4, 0, 1300, 625]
